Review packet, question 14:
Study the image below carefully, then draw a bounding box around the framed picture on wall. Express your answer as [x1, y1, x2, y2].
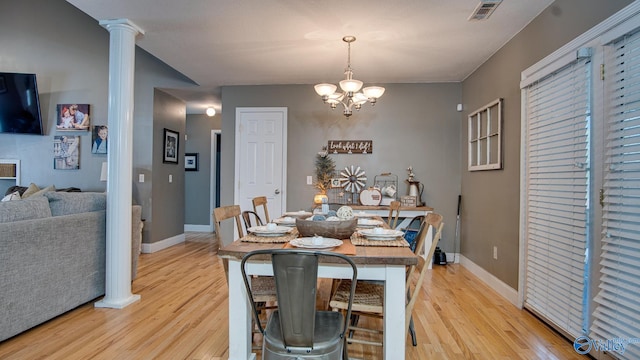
[56, 104, 90, 131]
[163, 128, 179, 164]
[185, 153, 199, 171]
[53, 135, 80, 170]
[91, 125, 108, 154]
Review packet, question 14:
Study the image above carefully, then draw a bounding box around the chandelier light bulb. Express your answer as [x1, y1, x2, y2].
[339, 79, 363, 93]
[363, 86, 385, 100]
[314, 83, 337, 97]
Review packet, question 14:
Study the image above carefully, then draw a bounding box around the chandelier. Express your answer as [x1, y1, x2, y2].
[314, 36, 385, 117]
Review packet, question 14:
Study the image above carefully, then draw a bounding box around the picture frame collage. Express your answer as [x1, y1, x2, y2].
[53, 104, 108, 170]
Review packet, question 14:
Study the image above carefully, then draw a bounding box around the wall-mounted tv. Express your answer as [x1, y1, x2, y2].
[0, 72, 45, 135]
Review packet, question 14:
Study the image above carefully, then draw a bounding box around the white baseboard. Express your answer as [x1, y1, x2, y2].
[184, 224, 212, 232]
[141, 233, 185, 253]
[459, 254, 519, 306]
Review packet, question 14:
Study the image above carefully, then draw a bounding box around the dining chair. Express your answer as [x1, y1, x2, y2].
[242, 210, 264, 233]
[387, 200, 402, 229]
[213, 205, 244, 251]
[329, 212, 444, 348]
[214, 205, 277, 347]
[401, 215, 425, 253]
[241, 249, 358, 360]
[252, 196, 270, 224]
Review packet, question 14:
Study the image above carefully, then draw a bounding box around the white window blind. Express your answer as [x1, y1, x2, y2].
[523, 55, 591, 339]
[591, 29, 640, 360]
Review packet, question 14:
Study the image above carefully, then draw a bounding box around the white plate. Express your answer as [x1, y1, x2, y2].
[357, 218, 384, 227]
[283, 211, 312, 218]
[273, 217, 296, 226]
[248, 225, 293, 237]
[358, 228, 404, 240]
[354, 211, 376, 217]
[290, 237, 343, 249]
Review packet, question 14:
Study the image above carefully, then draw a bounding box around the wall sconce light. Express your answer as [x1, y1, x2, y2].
[206, 107, 216, 117]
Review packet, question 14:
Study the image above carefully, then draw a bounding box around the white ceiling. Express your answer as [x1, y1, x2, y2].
[65, 0, 554, 114]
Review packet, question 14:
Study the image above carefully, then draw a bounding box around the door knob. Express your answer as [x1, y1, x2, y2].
[274, 189, 280, 195]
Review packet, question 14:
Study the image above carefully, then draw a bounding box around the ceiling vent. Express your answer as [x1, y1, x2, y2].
[468, 0, 502, 21]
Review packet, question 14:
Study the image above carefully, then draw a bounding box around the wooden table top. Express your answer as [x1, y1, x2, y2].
[218, 215, 417, 266]
[218, 240, 417, 266]
[350, 205, 434, 212]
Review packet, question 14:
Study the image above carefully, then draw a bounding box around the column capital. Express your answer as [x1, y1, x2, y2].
[99, 18, 145, 36]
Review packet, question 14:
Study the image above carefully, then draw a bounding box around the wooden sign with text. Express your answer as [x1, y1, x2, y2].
[328, 140, 373, 154]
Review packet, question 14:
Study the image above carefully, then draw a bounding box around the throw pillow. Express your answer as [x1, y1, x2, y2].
[20, 183, 40, 198]
[1, 191, 21, 202]
[4, 185, 28, 196]
[0, 196, 52, 223]
[45, 192, 106, 216]
[29, 185, 56, 197]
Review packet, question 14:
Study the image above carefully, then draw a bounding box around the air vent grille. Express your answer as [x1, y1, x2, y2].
[468, 0, 502, 21]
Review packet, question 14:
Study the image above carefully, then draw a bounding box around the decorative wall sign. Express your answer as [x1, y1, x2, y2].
[328, 140, 373, 154]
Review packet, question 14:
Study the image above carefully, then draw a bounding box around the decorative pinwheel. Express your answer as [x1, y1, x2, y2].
[339, 165, 367, 193]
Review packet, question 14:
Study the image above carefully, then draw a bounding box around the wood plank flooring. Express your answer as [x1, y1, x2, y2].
[0, 232, 583, 359]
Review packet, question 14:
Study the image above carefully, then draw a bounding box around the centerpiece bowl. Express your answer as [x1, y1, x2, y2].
[295, 218, 357, 239]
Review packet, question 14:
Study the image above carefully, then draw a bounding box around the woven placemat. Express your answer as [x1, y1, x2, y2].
[240, 228, 299, 243]
[350, 231, 409, 247]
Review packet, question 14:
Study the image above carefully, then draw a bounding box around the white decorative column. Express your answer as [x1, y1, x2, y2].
[95, 19, 144, 309]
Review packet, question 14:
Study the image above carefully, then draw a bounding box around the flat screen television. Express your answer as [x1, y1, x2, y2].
[0, 72, 45, 135]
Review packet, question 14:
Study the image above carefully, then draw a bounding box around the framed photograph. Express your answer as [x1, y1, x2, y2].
[56, 104, 90, 131]
[53, 135, 80, 170]
[91, 125, 108, 154]
[163, 128, 179, 164]
[185, 153, 199, 171]
[330, 178, 341, 188]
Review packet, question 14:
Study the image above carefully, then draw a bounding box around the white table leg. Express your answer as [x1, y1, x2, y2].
[227, 259, 253, 360]
[384, 265, 406, 360]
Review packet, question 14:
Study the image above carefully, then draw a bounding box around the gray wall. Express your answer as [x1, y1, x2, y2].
[460, 0, 633, 289]
[0, 0, 110, 193]
[219, 83, 462, 248]
[1, 0, 197, 245]
[185, 114, 222, 226]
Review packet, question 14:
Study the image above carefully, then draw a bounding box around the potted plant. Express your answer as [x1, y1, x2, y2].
[314, 149, 335, 203]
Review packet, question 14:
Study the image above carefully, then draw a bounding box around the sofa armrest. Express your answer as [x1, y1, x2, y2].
[131, 205, 142, 280]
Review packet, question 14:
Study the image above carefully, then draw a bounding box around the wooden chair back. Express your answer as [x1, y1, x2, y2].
[405, 212, 443, 335]
[213, 205, 244, 246]
[252, 196, 270, 223]
[387, 200, 401, 229]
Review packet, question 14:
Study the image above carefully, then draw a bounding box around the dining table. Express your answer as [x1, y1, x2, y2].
[217, 214, 418, 360]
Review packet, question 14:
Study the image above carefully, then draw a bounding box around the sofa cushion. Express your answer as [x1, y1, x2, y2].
[44, 192, 106, 216]
[0, 196, 52, 223]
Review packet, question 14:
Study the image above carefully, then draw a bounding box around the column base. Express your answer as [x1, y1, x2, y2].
[95, 294, 141, 309]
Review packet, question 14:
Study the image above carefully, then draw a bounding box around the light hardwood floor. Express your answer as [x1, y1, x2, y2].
[0, 232, 583, 360]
